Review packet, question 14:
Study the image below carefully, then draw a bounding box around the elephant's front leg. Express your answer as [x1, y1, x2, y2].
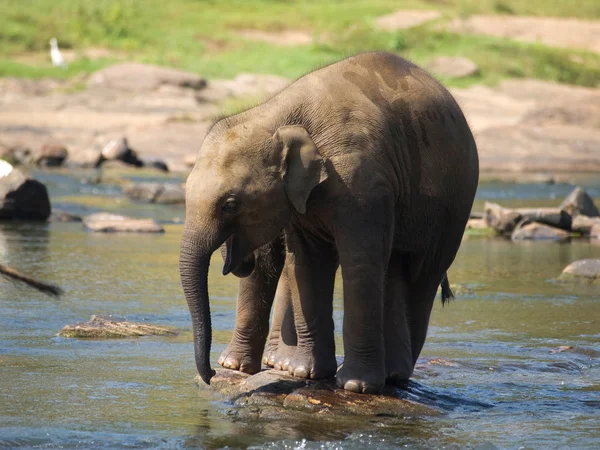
[284, 229, 338, 379]
[218, 240, 284, 374]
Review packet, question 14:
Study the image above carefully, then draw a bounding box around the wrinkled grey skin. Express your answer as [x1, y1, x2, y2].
[180, 52, 479, 394]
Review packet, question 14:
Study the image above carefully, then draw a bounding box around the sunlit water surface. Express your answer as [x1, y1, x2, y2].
[1, 171, 599, 449]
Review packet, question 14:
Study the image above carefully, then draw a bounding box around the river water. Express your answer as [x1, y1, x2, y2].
[1, 171, 598, 449]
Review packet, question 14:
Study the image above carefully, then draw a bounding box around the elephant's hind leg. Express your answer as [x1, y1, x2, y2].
[384, 253, 413, 386]
[406, 277, 442, 367]
[263, 263, 298, 369]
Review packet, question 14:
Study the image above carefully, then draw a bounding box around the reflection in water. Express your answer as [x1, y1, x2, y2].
[0, 176, 599, 449]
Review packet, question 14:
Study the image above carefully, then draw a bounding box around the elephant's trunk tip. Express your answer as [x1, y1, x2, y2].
[198, 366, 216, 385]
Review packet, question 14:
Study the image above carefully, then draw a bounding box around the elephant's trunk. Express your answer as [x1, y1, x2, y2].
[179, 229, 216, 384]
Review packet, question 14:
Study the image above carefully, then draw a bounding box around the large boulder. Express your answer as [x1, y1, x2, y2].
[560, 187, 599, 218]
[484, 202, 522, 233]
[0, 168, 51, 221]
[511, 220, 569, 241]
[559, 259, 600, 283]
[87, 62, 207, 92]
[123, 182, 185, 204]
[485, 202, 573, 234]
[83, 213, 164, 233]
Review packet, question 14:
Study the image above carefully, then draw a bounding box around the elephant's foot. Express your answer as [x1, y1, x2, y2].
[336, 361, 385, 394]
[286, 347, 337, 380]
[262, 339, 278, 367]
[385, 352, 413, 387]
[218, 343, 261, 374]
[271, 343, 296, 371]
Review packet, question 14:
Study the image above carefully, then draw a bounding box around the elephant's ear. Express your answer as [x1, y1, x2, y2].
[274, 125, 328, 214]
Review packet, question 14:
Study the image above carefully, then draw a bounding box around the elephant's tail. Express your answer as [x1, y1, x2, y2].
[441, 273, 454, 306]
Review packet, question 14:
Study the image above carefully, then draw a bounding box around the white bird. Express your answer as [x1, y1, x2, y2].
[49, 38, 67, 68]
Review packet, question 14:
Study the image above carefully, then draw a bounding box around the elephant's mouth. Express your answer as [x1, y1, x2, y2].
[223, 234, 237, 275]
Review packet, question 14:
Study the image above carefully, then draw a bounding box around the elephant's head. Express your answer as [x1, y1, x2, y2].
[179, 123, 328, 384]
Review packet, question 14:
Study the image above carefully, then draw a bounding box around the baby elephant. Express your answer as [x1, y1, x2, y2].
[180, 51, 478, 394]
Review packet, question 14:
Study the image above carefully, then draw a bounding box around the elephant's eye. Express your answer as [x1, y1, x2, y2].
[222, 196, 239, 213]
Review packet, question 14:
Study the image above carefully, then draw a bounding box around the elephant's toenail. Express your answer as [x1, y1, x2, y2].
[344, 380, 360, 392]
[294, 367, 308, 378]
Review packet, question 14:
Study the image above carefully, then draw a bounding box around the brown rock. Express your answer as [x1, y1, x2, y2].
[0, 169, 51, 221]
[572, 215, 600, 236]
[484, 202, 521, 233]
[560, 259, 600, 282]
[83, 213, 164, 233]
[87, 62, 207, 92]
[123, 182, 185, 204]
[35, 143, 68, 167]
[560, 187, 599, 218]
[511, 221, 569, 241]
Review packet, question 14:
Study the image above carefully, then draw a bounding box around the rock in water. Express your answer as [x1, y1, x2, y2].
[560, 187, 599, 218]
[572, 215, 600, 236]
[484, 202, 521, 233]
[559, 259, 600, 283]
[123, 182, 185, 204]
[83, 212, 164, 233]
[0, 169, 51, 221]
[59, 315, 178, 338]
[511, 220, 569, 241]
[35, 144, 68, 167]
[199, 369, 439, 419]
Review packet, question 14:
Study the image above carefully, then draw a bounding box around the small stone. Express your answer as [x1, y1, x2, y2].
[83, 212, 164, 233]
[0, 169, 51, 221]
[560, 259, 600, 282]
[560, 187, 599, 218]
[35, 143, 68, 167]
[427, 56, 479, 79]
[511, 221, 569, 241]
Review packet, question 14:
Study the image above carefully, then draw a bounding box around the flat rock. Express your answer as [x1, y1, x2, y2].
[0, 169, 51, 221]
[560, 187, 599, 218]
[427, 56, 479, 79]
[198, 369, 439, 419]
[560, 259, 600, 283]
[83, 212, 164, 233]
[374, 10, 441, 31]
[88, 62, 207, 92]
[59, 315, 178, 338]
[123, 182, 185, 204]
[511, 221, 569, 241]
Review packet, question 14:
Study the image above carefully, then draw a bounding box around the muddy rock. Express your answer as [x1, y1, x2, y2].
[560, 187, 599, 218]
[572, 215, 600, 236]
[123, 182, 185, 204]
[0, 169, 51, 221]
[59, 315, 178, 338]
[198, 369, 439, 419]
[559, 259, 600, 283]
[427, 56, 479, 79]
[87, 62, 207, 92]
[484, 202, 522, 234]
[511, 220, 569, 241]
[35, 143, 68, 167]
[83, 212, 164, 233]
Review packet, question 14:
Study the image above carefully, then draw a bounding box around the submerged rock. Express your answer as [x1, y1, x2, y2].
[560, 187, 599, 218]
[83, 212, 164, 233]
[198, 369, 439, 419]
[123, 182, 185, 204]
[511, 220, 569, 241]
[559, 259, 600, 283]
[0, 169, 51, 221]
[59, 315, 178, 338]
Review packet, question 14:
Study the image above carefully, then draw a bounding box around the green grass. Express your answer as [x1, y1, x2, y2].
[1, 0, 599, 87]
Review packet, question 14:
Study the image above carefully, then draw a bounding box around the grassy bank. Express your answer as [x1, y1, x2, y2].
[1, 0, 599, 86]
